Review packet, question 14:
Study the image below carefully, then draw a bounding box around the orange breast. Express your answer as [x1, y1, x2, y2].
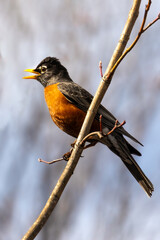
[44, 84, 99, 138]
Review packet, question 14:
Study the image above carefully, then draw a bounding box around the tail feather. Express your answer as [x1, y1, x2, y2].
[121, 155, 154, 197]
[119, 139, 154, 197]
[126, 141, 142, 156]
[101, 134, 154, 197]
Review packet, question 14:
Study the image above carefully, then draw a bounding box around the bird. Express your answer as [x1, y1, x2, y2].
[23, 56, 154, 197]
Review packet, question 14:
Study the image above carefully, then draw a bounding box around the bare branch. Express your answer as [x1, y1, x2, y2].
[109, 0, 159, 77]
[142, 13, 160, 32]
[38, 157, 64, 164]
[99, 61, 103, 77]
[106, 120, 126, 136]
[105, 0, 142, 73]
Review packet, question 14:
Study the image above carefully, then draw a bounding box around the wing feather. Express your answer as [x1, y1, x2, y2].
[57, 82, 142, 145]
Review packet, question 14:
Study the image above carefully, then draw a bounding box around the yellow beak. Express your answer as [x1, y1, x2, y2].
[23, 69, 41, 79]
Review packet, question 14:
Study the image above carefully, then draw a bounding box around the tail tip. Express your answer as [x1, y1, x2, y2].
[139, 180, 154, 197]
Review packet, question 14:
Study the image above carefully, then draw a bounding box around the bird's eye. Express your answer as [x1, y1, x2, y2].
[41, 65, 47, 73]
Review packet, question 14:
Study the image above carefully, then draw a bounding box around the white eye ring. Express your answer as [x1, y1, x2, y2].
[41, 65, 47, 73]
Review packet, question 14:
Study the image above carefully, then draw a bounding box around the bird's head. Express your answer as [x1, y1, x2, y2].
[23, 57, 72, 87]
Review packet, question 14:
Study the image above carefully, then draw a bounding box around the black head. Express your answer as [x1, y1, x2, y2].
[23, 57, 72, 87]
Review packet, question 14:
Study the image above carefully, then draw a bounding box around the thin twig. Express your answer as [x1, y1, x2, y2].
[106, 120, 126, 135]
[106, 0, 159, 79]
[143, 13, 160, 32]
[99, 115, 103, 132]
[38, 148, 75, 164]
[38, 158, 64, 164]
[99, 61, 103, 77]
[105, 0, 142, 73]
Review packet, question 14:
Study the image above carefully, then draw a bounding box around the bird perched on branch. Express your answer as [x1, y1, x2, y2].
[23, 57, 154, 197]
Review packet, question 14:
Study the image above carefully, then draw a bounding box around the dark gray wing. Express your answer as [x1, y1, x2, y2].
[57, 82, 142, 145]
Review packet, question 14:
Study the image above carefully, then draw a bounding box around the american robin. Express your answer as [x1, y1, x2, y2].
[23, 57, 154, 197]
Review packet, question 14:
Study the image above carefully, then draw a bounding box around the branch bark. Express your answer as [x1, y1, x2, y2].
[22, 1, 143, 239]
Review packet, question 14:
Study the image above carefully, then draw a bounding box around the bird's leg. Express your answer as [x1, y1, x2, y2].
[62, 149, 73, 161]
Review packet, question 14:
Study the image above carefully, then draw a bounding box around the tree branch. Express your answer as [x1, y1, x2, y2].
[22, 1, 159, 239]
[109, 0, 159, 77]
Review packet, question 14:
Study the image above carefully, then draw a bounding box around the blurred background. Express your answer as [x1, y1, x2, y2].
[0, 0, 160, 239]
